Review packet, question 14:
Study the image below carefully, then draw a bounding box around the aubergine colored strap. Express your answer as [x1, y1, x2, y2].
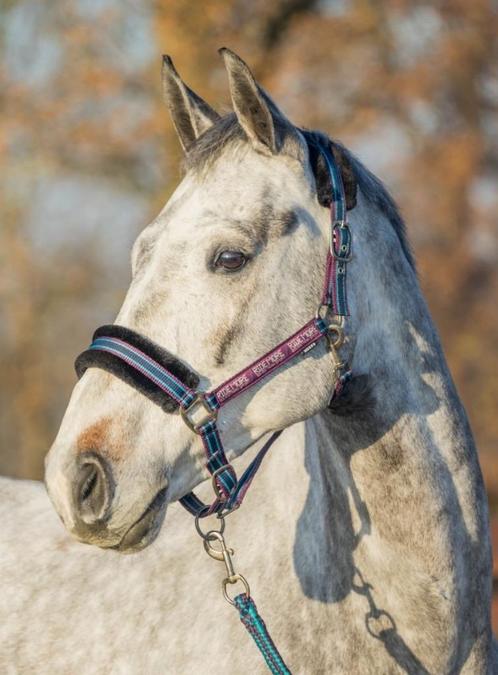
[209, 318, 328, 408]
[234, 594, 291, 675]
[177, 317, 328, 517]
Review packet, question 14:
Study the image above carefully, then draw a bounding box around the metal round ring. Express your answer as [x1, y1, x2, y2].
[222, 574, 251, 605]
[195, 513, 225, 540]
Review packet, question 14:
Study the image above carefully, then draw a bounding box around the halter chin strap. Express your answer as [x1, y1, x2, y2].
[74, 142, 352, 519]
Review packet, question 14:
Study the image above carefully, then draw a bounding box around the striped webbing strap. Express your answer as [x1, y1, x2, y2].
[234, 594, 291, 675]
[320, 146, 352, 316]
[87, 336, 197, 407]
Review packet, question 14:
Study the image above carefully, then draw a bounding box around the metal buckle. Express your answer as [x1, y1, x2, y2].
[332, 222, 352, 261]
[211, 465, 236, 500]
[332, 248, 352, 262]
[180, 394, 217, 434]
[210, 466, 241, 517]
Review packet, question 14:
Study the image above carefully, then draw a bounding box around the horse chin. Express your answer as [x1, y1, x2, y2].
[112, 487, 168, 554]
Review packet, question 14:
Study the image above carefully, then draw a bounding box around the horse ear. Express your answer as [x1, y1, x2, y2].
[219, 47, 291, 155]
[162, 55, 220, 153]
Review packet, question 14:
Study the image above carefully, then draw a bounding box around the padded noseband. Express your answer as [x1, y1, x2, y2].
[75, 325, 199, 413]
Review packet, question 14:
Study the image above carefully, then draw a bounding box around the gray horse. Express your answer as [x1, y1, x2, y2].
[1, 49, 495, 674]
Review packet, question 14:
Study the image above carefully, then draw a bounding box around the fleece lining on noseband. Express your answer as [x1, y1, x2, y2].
[75, 325, 199, 413]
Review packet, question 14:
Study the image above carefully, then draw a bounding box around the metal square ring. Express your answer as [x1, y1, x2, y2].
[180, 394, 218, 434]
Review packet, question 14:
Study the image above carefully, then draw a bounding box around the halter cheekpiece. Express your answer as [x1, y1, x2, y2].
[75, 141, 352, 520]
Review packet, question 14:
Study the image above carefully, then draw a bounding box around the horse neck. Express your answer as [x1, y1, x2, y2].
[285, 192, 492, 646]
[341, 191, 490, 555]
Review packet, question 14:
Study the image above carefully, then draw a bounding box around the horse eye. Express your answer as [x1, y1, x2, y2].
[215, 250, 247, 271]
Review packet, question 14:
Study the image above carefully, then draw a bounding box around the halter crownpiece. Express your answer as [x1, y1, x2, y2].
[318, 142, 352, 318]
[74, 141, 352, 520]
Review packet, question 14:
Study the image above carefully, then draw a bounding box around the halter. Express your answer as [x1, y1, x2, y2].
[75, 141, 352, 520]
[74, 140, 352, 674]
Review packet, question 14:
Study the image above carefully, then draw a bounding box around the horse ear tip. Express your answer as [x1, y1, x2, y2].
[219, 47, 239, 63]
[162, 55, 181, 82]
[162, 55, 174, 70]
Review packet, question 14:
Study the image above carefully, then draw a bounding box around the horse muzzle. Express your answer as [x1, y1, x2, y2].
[45, 449, 169, 553]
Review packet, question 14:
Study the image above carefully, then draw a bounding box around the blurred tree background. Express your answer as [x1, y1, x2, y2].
[1, 0, 497, 613]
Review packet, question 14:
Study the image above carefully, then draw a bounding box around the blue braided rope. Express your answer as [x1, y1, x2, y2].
[234, 594, 291, 675]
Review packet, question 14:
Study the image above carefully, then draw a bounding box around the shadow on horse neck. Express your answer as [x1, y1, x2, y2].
[293, 309, 489, 672]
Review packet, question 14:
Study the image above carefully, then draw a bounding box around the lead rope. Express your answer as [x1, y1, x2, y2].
[196, 517, 291, 675]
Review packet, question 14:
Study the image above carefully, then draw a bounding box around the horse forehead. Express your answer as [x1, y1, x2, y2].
[153, 155, 308, 246]
[190, 153, 305, 208]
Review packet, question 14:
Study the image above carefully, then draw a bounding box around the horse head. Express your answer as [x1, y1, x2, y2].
[45, 49, 356, 551]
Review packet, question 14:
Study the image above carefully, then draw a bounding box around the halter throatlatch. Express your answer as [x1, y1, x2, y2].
[75, 141, 352, 520]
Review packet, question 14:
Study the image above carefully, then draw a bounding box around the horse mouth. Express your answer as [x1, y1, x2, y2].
[115, 487, 168, 553]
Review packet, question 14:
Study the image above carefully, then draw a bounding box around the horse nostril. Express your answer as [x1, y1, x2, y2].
[74, 455, 113, 525]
